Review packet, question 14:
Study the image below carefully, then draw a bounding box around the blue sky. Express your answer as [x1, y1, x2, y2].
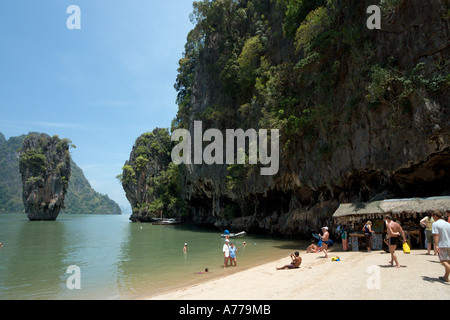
[0, 0, 195, 212]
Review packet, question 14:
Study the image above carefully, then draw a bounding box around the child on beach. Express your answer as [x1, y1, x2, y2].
[229, 243, 237, 266]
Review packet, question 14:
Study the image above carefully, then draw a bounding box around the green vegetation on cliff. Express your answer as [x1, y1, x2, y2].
[65, 159, 122, 215]
[0, 132, 121, 215]
[175, 0, 448, 136]
[124, 0, 449, 230]
[119, 128, 186, 221]
[19, 133, 72, 220]
[173, 0, 448, 191]
[19, 134, 72, 190]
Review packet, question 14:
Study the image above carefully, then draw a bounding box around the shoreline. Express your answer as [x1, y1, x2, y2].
[146, 247, 450, 300]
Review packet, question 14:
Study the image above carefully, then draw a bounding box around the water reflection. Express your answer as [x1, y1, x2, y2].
[0, 217, 66, 299]
[0, 214, 308, 300]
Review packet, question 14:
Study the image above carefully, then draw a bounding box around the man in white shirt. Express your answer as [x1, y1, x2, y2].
[223, 239, 230, 268]
[432, 211, 450, 282]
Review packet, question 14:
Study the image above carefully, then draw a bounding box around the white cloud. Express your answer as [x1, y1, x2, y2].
[25, 121, 86, 129]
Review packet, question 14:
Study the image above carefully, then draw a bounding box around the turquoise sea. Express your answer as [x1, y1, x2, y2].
[0, 214, 307, 300]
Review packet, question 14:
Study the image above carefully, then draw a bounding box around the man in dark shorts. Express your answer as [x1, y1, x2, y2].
[385, 214, 406, 268]
[277, 252, 302, 270]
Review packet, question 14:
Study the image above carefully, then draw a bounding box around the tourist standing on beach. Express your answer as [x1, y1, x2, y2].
[320, 227, 330, 258]
[223, 239, 230, 268]
[420, 213, 436, 255]
[363, 221, 375, 252]
[341, 225, 349, 251]
[385, 215, 406, 268]
[431, 211, 450, 282]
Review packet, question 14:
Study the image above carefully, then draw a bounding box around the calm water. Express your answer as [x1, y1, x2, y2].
[0, 213, 306, 300]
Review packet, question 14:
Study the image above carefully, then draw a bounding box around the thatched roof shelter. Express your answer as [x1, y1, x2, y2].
[333, 196, 450, 224]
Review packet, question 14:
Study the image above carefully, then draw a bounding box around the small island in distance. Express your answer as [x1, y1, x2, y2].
[0, 132, 121, 217]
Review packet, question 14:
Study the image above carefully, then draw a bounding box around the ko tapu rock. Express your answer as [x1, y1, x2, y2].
[19, 133, 72, 221]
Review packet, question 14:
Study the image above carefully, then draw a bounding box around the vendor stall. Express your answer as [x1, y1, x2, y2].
[333, 196, 450, 251]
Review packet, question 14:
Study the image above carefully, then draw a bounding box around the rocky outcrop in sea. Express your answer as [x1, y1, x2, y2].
[19, 133, 71, 221]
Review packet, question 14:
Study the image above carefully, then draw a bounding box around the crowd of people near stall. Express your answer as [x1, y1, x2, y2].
[215, 210, 450, 283]
[311, 211, 450, 282]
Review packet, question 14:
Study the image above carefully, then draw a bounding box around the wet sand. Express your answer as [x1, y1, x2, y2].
[147, 248, 450, 300]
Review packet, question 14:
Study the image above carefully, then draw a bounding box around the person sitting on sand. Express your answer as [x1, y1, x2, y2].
[277, 252, 302, 270]
[306, 241, 317, 253]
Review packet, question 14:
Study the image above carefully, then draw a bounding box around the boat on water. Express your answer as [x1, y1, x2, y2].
[152, 218, 180, 225]
[221, 231, 246, 238]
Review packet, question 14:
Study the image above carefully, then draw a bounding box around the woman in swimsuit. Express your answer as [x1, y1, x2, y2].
[363, 221, 375, 252]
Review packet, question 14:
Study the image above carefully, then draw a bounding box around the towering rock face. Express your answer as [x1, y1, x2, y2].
[168, 0, 449, 236]
[19, 134, 71, 221]
[125, 0, 449, 236]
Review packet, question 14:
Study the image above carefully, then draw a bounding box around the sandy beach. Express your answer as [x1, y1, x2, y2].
[148, 247, 450, 300]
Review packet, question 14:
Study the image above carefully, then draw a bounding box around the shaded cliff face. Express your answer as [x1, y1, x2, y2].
[19, 134, 71, 221]
[169, 0, 449, 237]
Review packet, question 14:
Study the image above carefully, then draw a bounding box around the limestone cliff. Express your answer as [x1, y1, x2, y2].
[172, 0, 450, 236]
[120, 128, 185, 222]
[19, 133, 71, 221]
[0, 132, 122, 215]
[125, 0, 449, 237]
